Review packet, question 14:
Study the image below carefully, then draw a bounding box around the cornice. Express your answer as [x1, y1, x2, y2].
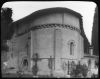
[16, 23, 81, 37]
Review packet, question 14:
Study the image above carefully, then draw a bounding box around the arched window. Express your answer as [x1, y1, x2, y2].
[70, 42, 74, 55]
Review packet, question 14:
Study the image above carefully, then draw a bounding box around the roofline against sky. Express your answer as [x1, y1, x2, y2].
[12, 7, 82, 24]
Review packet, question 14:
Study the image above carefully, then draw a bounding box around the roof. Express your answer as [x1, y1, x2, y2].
[12, 7, 82, 25]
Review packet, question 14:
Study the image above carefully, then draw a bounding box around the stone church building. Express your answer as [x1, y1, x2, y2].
[4, 7, 98, 76]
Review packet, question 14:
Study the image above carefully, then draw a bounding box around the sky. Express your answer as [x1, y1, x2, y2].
[2, 1, 96, 44]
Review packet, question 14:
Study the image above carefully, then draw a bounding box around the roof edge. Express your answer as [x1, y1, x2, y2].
[12, 7, 82, 24]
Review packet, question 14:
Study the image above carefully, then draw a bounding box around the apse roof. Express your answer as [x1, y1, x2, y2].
[12, 7, 82, 25]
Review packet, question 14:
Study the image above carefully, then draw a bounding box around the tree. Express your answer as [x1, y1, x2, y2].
[1, 8, 13, 74]
[1, 8, 13, 51]
[91, 6, 98, 55]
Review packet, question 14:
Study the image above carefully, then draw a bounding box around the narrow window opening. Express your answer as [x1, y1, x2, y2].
[70, 42, 74, 55]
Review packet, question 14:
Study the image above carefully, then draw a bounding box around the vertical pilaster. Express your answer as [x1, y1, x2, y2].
[53, 28, 56, 70]
[30, 31, 33, 71]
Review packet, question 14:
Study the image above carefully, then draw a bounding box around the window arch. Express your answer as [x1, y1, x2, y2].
[68, 40, 75, 55]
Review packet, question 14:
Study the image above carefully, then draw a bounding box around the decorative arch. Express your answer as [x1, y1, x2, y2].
[67, 40, 76, 45]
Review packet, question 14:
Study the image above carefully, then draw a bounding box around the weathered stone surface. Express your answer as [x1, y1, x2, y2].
[5, 7, 95, 77]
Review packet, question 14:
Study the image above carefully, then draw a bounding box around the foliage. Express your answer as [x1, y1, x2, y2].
[1, 41, 9, 51]
[1, 8, 13, 51]
[92, 6, 98, 55]
[70, 62, 88, 78]
[82, 64, 88, 77]
[95, 59, 99, 68]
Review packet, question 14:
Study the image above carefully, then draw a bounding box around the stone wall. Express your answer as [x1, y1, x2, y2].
[7, 10, 84, 76]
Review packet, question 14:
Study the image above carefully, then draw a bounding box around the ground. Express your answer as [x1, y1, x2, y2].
[2, 73, 68, 78]
[2, 73, 33, 78]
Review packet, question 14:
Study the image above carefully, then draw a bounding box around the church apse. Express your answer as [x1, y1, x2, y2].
[6, 7, 89, 76]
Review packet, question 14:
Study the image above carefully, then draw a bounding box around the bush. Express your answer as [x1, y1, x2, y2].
[70, 62, 88, 78]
